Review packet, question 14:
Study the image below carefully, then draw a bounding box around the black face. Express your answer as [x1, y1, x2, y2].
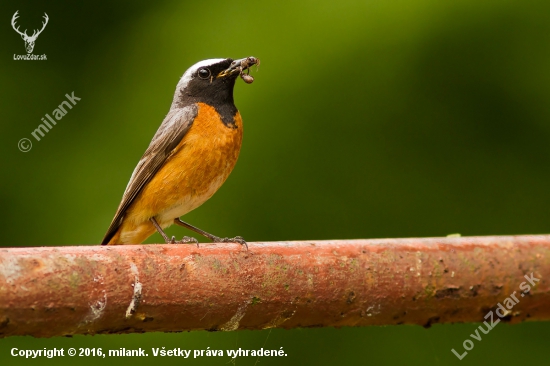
[183, 58, 237, 105]
[171, 58, 240, 126]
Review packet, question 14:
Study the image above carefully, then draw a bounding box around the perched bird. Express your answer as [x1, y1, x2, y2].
[101, 57, 259, 246]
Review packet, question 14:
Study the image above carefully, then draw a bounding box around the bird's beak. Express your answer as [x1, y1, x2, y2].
[218, 57, 260, 78]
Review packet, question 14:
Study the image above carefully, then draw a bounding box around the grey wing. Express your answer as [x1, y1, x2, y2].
[101, 104, 198, 245]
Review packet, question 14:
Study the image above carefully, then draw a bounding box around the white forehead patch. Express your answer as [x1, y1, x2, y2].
[178, 58, 226, 89]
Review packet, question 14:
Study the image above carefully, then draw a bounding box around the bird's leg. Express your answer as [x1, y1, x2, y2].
[150, 217, 176, 243]
[150, 217, 198, 246]
[173, 218, 248, 249]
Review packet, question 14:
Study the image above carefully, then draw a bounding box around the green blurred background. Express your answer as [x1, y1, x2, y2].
[1, 0, 549, 364]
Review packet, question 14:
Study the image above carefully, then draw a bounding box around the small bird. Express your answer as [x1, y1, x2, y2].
[101, 57, 259, 246]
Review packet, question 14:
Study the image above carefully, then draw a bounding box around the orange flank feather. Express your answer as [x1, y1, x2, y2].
[107, 103, 243, 245]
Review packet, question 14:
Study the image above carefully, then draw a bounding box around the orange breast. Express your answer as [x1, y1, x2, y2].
[125, 102, 243, 226]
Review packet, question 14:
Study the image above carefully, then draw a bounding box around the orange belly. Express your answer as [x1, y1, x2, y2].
[111, 102, 243, 244]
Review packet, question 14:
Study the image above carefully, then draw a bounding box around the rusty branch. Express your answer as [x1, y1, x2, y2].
[1, 235, 549, 338]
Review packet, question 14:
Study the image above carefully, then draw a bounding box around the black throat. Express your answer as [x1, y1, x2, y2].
[173, 75, 239, 127]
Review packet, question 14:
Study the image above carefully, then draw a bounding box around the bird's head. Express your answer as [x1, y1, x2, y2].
[172, 57, 259, 109]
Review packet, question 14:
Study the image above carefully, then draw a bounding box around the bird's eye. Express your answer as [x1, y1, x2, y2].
[198, 68, 211, 79]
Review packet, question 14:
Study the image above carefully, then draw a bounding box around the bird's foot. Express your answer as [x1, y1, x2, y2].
[166, 235, 199, 247]
[213, 235, 248, 250]
[177, 236, 199, 247]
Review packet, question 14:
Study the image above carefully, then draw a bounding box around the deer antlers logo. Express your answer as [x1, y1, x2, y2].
[11, 11, 49, 54]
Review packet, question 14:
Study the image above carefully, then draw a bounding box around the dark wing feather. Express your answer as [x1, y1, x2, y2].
[101, 105, 198, 244]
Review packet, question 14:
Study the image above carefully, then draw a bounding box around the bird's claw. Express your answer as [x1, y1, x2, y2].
[166, 235, 199, 247]
[216, 236, 248, 250]
[177, 236, 199, 247]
